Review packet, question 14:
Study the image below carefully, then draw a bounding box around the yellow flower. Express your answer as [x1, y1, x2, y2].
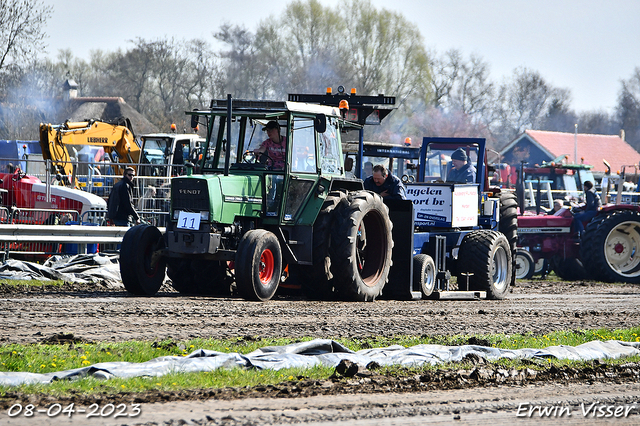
[12, 351, 16, 354]
[80, 355, 87, 360]
[51, 363, 56, 367]
[156, 383, 161, 386]
[107, 352, 112, 355]
[121, 384, 125, 389]
[40, 364, 46, 368]
[82, 360, 90, 365]
[189, 345, 194, 348]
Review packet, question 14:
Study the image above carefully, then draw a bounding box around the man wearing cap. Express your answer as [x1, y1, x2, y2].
[364, 164, 406, 200]
[446, 148, 476, 183]
[255, 121, 286, 170]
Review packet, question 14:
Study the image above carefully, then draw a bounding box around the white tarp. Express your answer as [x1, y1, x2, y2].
[1, 338, 639, 387]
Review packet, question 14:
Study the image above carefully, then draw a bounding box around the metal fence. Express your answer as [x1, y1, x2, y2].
[0, 223, 134, 262]
[0, 156, 174, 226]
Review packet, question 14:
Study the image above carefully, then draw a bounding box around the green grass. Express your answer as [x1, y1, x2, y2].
[0, 279, 65, 287]
[1, 328, 639, 396]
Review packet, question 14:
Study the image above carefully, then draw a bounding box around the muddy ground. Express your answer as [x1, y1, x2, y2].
[1, 279, 640, 425]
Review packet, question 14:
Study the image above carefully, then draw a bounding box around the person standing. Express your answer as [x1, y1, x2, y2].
[446, 148, 476, 183]
[363, 164, 406, 200]
[108, 167, 140, 226]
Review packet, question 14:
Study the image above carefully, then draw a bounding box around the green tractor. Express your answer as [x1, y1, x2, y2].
[120, 94, 397, 301]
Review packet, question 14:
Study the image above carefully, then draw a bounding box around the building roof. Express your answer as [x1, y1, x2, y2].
[504, 130, 640, 173]
[68, 97, 158, 136]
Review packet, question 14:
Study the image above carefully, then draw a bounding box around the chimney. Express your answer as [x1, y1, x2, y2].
[62, 78, 78, 101]
[620, 129, 626, 141]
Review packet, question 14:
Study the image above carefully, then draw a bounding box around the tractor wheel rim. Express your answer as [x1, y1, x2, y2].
[514, 254, 530, 279]
[259, 249, 275, 285]
[604, 220, 640, 277]
[492, 246, 509, 292]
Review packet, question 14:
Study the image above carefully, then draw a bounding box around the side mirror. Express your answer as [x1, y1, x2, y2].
[190, 111, 199, 130]
[314, 114, 327, 134]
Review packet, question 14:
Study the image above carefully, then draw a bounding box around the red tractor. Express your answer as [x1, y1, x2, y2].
[515, 164, 640, 283]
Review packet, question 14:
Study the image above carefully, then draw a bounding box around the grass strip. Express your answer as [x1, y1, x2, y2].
[1, 327, 639, 396]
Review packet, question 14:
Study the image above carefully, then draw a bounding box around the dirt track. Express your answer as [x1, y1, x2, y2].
[0, 280, 638, 344]
[1, 279, 640, 425]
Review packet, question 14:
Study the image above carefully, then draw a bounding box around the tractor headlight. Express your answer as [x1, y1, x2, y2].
[200, 211, 209, 221]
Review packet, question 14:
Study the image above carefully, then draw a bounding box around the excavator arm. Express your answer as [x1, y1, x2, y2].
[39, 118, 141, 187]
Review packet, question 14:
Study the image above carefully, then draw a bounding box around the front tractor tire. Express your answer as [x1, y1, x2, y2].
[514, 249, 535, 280]
[120, 224, 167, 295]
[457, 230, 512, 300]
[581, 210, 640, 283]
[235, 230, 283, 301]
[330, 191, 393, 301]
[414, 254, 436, 298]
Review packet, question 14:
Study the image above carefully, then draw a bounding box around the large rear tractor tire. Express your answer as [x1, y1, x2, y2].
[120, 224, 166, 295]
[414, 254, 436, 298]
[514, 249, 535, 280]
[499, 191, 519, 285]
[235, 230, 282, 301]
[580, 210, 640, 283]
[330, 191, 393, 301]
[457, 230, 512, 300]
[290, 191, 347, 300]
[167, 259, 232, 295]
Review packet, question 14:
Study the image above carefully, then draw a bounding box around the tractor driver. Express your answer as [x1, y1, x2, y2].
[254, 120, 286, 170]
[446, 148, 476, 183]
[573, 180, 602, 236]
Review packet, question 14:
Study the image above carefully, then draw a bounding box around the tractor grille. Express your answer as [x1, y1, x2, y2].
[171, 178, 209, 212]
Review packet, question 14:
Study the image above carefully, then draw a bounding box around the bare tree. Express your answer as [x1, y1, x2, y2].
[428, 49, 495, 122]
[493, 67, 572, 146]
[0, 0, 52, 74]
[341, 0, 430, 104]
[617, 67, 640, 150]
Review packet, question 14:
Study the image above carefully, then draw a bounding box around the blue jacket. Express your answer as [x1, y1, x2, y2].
[364, 173, 406, 200]
[447, 163, 476, 183]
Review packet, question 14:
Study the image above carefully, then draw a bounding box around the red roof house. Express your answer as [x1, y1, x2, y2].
[500, 130, 640, 174]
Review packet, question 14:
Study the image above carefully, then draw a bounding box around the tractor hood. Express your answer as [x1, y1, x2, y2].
[171, 174, 263, 224]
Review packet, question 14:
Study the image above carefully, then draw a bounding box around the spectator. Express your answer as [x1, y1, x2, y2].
[363, 161, 374, 179]
[364, 164, 406, 200]
[108, 167, 140, 227]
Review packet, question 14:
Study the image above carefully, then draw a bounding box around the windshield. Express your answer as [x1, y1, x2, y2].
[202, 115, 287, 171]
[423, 144, 479, 183]
[142, 138, 170, 164]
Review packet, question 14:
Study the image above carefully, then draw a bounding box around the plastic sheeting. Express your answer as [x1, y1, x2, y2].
[0, 254, 122, 287]
[1, 338, 640, 387]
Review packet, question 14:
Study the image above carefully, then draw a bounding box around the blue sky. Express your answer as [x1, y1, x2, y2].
[43, 0, 640, 114]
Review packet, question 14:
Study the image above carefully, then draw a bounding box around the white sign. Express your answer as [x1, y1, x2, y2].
[451, 186, 478, 227]
[177, 211, 201, 230]
[406, 183, 478, 228]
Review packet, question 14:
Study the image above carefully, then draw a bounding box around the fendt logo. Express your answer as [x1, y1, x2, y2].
[179, 189, 201, 195]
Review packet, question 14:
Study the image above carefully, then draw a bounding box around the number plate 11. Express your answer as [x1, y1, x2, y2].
[177, 211, 201, 230]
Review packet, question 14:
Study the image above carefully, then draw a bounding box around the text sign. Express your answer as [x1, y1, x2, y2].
[177, 211, 201, 230]
[406, 183, 478, 228]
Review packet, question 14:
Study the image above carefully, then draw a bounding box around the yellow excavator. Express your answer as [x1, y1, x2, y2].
[39, 118, 141, 188]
